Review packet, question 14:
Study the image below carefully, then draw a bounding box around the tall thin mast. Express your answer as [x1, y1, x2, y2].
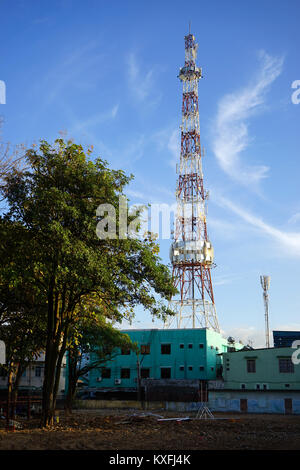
[260, 275, 271, 348]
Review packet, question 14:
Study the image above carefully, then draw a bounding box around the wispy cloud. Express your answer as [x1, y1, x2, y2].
[213, 274, 240, 286]
[126, 52, 161, 106]
[167, 129, 180, 169]
[216, 195, 300, 257]
[212, 51, 284, 187]
[151, 126, 180, 170]
[288, 212, 300, 225]
[70, 104, 119, 134]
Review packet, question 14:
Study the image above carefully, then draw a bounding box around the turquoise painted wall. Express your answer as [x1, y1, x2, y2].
[223, 347, 300, 390]
[88, 328, 239, 388]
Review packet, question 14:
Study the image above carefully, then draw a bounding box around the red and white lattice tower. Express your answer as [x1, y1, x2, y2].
[166, 31, 220, 331]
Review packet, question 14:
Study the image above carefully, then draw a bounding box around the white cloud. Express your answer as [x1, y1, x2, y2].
[151, 126, 180, 170]
[222, 326, 267, 348]
[212, 51, 284, 187]
[274, 323, 300, 332]
[288, 212, 300, 225]
[216, 195, 300, 257]
[70, 104, 119, 134]
[213, 273, 241, 286]
[127, 52, 161, 106]
[127, 189, 147, 200]
[167, 129, 180, 169]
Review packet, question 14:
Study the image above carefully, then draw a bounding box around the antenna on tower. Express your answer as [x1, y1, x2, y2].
[260, 275, 271, 348]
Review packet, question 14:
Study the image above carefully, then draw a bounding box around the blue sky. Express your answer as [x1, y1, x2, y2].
[1, 0, 300, 346]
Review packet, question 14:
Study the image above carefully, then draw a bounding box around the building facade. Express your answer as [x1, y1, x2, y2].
[0, 353, 67, 397]
[88, 328, 242, 390]
[208, 346, 300, 414]
[222, 346, 300, 391]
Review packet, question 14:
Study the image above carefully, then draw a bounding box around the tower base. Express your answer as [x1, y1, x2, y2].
[165, 299, 220, 331]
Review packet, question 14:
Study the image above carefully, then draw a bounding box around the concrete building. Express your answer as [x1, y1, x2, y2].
[88, 328, 243, 393]
[0, 353, 67, 397]
[209, 346, 300, 414]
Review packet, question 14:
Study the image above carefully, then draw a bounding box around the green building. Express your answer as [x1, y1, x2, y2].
[88, 328, 241, 390]
[222, 346, 300, 391]
[208, 346, 300, 414]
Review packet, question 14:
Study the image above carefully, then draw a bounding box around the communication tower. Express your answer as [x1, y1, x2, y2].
[165, 31, 219, 331]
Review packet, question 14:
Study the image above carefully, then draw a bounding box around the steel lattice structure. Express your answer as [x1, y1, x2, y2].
[166, 32, 220, 331]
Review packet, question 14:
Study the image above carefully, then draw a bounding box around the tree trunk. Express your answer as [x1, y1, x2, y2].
[41, 340, 59, 427]
[11, 363, 24, 419]
[52, 343, 66, 414]
[6, 363, 14, 427]
[41, 279, 59, 428]
[64, 348, 78, 414]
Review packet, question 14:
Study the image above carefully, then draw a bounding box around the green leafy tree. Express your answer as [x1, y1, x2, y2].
[0, 139, 176, 427]
[65, 310, 137, 412]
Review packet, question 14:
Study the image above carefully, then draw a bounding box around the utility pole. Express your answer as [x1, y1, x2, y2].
[260, 275, 271, 348]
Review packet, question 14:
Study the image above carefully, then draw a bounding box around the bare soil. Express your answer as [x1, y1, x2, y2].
[0, 409, 300, 450]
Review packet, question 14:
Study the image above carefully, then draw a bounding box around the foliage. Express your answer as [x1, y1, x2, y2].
[0, 138, 176, 426]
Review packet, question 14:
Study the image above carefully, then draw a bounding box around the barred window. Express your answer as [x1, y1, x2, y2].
[140, 344, 150, 355]
[160, 367, 171, 379]
[121, 368, 130, 379]
[161, 344, 171, 355]
[247, 359, 256, 373]
[101, 368, 111, 379]
[121, 348, 130, 355]
[141, 368, 150, 378]
[35, 366, 42, 377]
[279, 358, 294, 373]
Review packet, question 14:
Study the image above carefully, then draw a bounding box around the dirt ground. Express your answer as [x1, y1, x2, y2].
[0, 409, 300, 450]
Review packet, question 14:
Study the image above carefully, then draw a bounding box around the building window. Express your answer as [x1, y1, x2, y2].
[263, 384, 268, 390]
[121, 348, 130, 355]
[141, 368, 150, 379]
[179, 344, 184, 349]
[161, 367, 171, 379]
[101, 368, 111, 379]
[199, 366, 204, 371]
[240, 384, 246, 390]
[211, 367, 214, 371]
[210, 346, 214, 350]
[188, 344, 193, 349]
[256, 384, 260, 390]
[121, 368, 130, 379]
[0, 366, 7, 377]
[247, 359, 256, 373]
[188, 366, 193, 371]
[279, 358, 294, 373]
[35, 367, 42, 377]
[199, 343, 204, 349]
[140, 344, 150, 355]
[285, 383, 290, 388]
[179, 366, 184, 371]
[161, 344, 171, 355]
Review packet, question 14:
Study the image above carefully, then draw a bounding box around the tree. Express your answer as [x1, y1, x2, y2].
[0, 219, 47, 414]
[0, 139, 176, 427]
[65, 311, 137, 412]
[0, 117, 25, 199]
